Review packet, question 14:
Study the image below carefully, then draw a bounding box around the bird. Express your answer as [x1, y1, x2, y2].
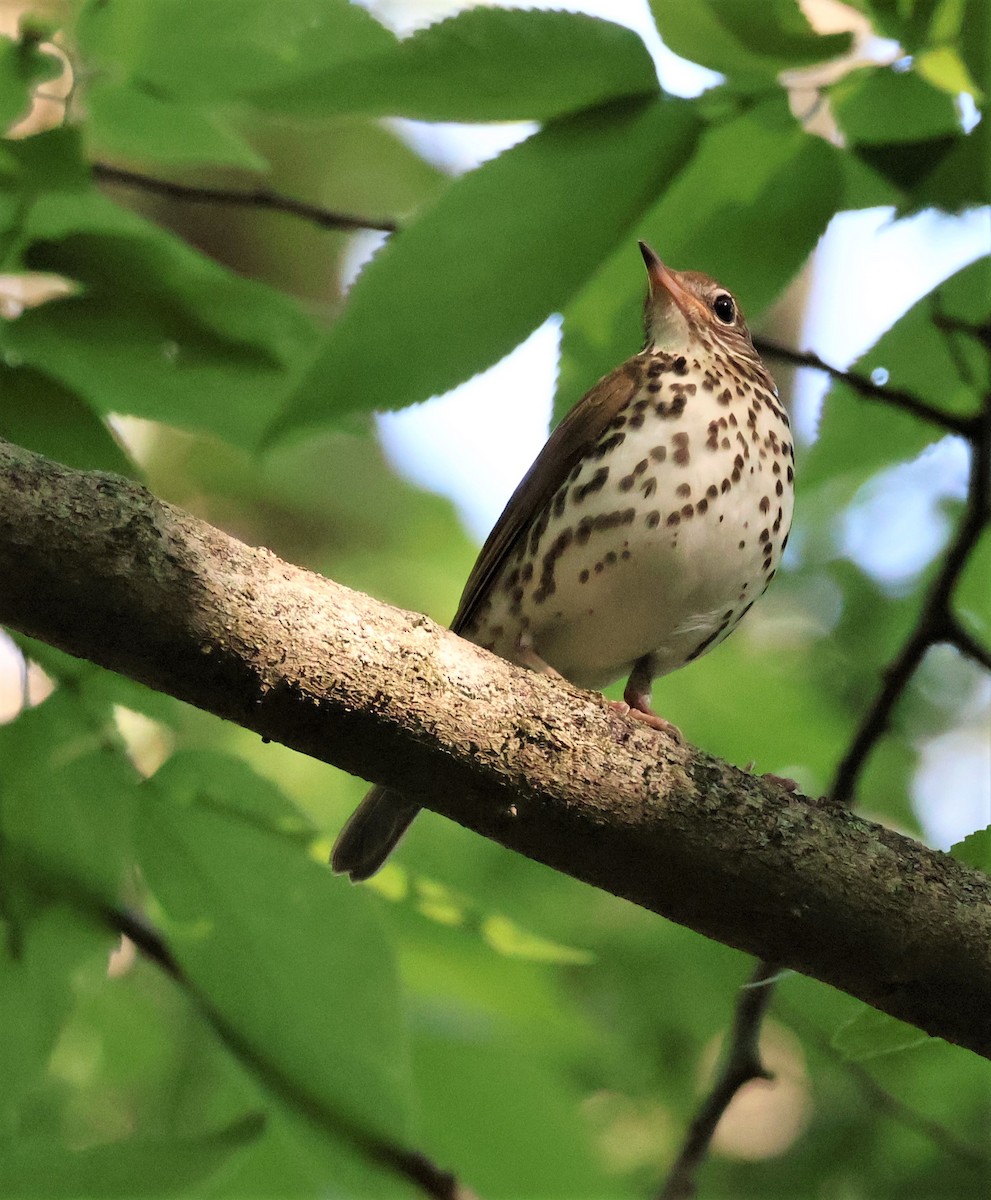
[332, 241, 794, 882]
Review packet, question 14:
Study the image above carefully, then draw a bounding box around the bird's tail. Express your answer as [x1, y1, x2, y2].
[330, 786, 420, 882]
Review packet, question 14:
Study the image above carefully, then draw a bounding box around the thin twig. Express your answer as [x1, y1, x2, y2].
[947, 619, 991, 672]
[101, 904, 478, 1200]
[830, 389, 991, 806]
[753, 338, 974, 437]
[933, 313, 991, 351]
[657, 960, 779, 1200]
[91, 162, 400, 234]
[104, 903, 182, 980]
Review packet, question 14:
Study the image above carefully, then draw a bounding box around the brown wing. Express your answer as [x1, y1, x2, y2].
[451, 357, 642, 634]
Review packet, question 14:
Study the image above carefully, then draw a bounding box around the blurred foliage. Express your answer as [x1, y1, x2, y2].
[0, 0, 988, 1197]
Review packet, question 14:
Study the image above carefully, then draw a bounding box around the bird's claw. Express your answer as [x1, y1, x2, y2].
[608, 699, 684, 743]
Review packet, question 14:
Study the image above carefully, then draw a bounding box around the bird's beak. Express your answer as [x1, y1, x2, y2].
[638, 241, 694, 321]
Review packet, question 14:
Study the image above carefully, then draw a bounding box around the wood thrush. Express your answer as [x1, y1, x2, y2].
[332, 242, 794, 881]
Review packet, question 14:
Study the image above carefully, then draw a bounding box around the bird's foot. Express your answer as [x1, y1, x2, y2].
[608, 698, 684, 744]
[763, 772, 799, 793]
[744, 761, 799, 793]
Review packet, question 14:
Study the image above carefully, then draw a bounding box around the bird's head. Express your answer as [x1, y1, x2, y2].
[638, 242, 763, 373]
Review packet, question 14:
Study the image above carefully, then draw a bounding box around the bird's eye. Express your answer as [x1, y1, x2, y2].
[712, 293, 735, 324]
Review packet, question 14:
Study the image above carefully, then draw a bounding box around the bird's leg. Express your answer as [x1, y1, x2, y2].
[516, 640, 682, 743]
[513, 634, 564, 679]
[610, 656, 683, 743]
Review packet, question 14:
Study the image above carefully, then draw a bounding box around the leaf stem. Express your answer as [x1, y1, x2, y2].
[92, 162, 400, 234]
[753, 338, 974, 436]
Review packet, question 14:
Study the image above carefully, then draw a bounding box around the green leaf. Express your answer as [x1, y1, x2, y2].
[75, 0, 394, 104]
[367, 868, 595, 964]
[1, 705, 140, 902]
[0, 907, 109, 1127]
[556, 101, 841, 422]
[0, 366, 136, 476]
[0, 29, 62, 130]
[0, 1114, 265, 1197]
[136, 796, 412, 1140]
[9, 632, 182, 726]
[859, 0, 953, 56]
[831, 66, 962, 144]
[955, 529, 991, 645]
[413, 1031, 621, 1197]
[86, 80, 266, 169]
[481, 914, 595, 966]
[961, 0, 990, 99]
[910, 116, 991, 211]
[152, 751, 316, 843]
[272, 96, 700, 439]
[950, 827, 991, 874]
[1, 192, 321, 449]
[831, 64, 969, 202]
[649, 0, 852, 87]
[255, 8, 658, 121]
[74, 0, 392, 168]
[832, 1006, 933, 1060]
[0, 126, 91, 201]
[800, 388, 940, 502]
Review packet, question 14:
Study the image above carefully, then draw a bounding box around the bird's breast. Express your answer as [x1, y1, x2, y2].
[469, 354, 795, 688]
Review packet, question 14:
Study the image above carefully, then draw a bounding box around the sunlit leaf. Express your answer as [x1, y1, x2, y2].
[86, 82, 266, 169]
[916, 44, 984, 98]
[75, 0, 394, 102]
[649, 0, 852, 87]
[481, 914, 595, 965]
[255, 8, 658, 121]
[950, 826, 991, 874]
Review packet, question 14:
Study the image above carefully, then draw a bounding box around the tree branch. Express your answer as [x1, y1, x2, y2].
[752, 339, 975, 437]
[91, 162, 400, 234]
[2, 438, 991, 1058]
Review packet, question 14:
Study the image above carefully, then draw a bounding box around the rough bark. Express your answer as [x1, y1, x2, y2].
[2, 438, 990, 1059]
